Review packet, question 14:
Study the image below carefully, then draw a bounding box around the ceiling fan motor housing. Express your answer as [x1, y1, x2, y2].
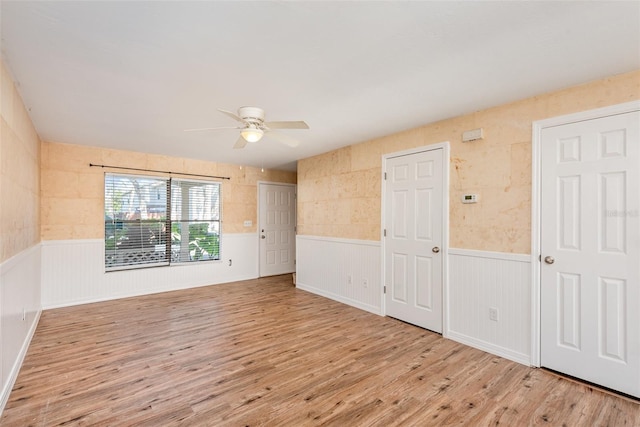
[238, 106, 265, 124]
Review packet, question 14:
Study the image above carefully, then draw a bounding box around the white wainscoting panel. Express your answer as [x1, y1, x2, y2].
[296, 235, 382, 315]
[447, 248, 531, 365]
[0, 244, 42, 412]
[41, 233, 259, 309]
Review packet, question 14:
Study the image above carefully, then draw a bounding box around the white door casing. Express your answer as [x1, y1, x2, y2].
[535, 105, 640, 398]
[259, 183, 296, 277]
[383, 146, 446, 333]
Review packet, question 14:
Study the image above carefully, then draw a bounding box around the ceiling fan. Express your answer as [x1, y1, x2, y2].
[185, 106, 309, 149]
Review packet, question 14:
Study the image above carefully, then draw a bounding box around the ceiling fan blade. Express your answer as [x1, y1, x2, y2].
[264, 120, 309, 130]
[219, 109, 244, 123]
[184, 126, 240, 132]
[268, 131, 300, 147]
[233, 135, 247, 149]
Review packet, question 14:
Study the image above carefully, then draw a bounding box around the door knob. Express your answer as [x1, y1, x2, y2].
[432, 246, 440, 253]
[261, 235, 266, 239]
[544, 256, 554, 264]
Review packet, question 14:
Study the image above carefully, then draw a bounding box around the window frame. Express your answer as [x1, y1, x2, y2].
[103, 172, 222, 272]
[170, 177, 222, 265]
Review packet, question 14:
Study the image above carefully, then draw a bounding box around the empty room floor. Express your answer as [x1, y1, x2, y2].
[2, 275, 638, 426]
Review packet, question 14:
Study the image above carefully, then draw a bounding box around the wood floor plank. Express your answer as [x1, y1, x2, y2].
[1, 275, 638, 426]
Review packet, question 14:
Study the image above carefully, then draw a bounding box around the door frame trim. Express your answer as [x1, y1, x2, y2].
[530, 100, 640, 367]
[381, 142, 450, 335]
[257, 181, 297, 278]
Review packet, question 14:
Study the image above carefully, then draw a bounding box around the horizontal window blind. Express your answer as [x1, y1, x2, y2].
[104, 173, 221, 271]
[104, 174, 170, 270]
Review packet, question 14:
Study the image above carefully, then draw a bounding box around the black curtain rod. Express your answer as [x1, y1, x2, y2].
[89, 163, 231, 180]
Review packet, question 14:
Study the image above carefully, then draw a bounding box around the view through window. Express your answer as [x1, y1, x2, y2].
[104, 173, 221, 271]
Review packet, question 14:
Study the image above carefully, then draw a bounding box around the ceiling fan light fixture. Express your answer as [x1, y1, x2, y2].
[240, 127, 264, 143]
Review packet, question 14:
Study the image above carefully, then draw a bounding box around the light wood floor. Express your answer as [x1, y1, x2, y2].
[2, 275, 638, 426]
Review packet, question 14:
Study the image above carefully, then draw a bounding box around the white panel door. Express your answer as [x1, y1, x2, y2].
[259, 183, 296, 277]
[540, 111, 640, 398]
[385, 149, 443, 332]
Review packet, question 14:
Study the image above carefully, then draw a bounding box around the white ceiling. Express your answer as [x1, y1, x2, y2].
[2, 1, 639, 171]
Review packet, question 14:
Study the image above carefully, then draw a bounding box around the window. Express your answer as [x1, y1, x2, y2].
[170, 179, 221, 263]
[104, 173, 221, 271]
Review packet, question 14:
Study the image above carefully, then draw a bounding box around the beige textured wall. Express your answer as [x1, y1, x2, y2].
[41, 141, 296, 240]
[298, 70, 640, 254]
[0, 62, 41, 262]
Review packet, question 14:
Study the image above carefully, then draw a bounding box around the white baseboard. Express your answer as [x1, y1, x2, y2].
[296, 281, 382, 316]
[447, 330, 530, 366]
[0, 309, 41, 414]
[42, 272, 258, 310]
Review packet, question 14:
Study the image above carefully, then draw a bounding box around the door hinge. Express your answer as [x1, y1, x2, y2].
[384, 286, 386, 294]
[383, 229, 387, 237]
[384, 172, 387, 180]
